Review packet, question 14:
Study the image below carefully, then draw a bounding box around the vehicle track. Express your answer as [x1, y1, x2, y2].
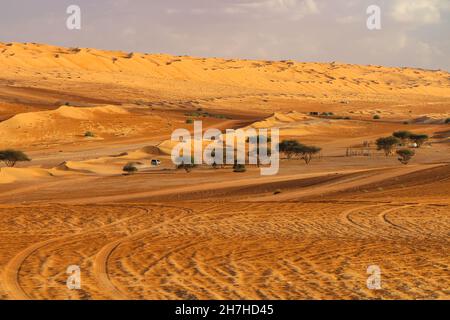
[92, 205, 194, 299]
[1, 205, 151, 300]
[377, 205, 415, 233]
[339, 204, 383, 236]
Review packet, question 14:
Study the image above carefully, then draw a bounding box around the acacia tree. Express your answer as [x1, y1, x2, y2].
[279, 140, 301, 159]
[376, 137, 400, 156]
[393, 131, 412, 144]
[293, 144, 322, 164]
[0, 150, 31, 167]
[396, 149, 415, 165]
[409, 134, 429, 147]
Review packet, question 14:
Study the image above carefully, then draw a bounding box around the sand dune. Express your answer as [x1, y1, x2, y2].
[0, 105, 176, 148]
[0, 42, 449, 300]
[1, 42, 450, 120]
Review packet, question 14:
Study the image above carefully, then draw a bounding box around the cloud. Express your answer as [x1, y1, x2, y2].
[335, 15, 360, 25]
[226, 0, 319, 20]
[391, 0, 450, 25]
[1, 0, 448, 71]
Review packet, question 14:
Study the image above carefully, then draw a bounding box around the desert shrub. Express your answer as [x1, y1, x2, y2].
[68, 47, 81, 53]
[186, 119, 194, 124]
[396, 149, 415, 165]
[84, 131, 95, 137]
[373, 115, 381, 120]
[125, 52, 134, 59]
[409, 134, 429, 147]
[112, 57, 118, 63]
[0, 150, 31, 167]
[293, 144, 322, 164]
[393, 131, 412, 143]
[403, 121, 410, 125]
[279, 140, 321, 164]
[177, 156, 196, 173]
[123, 163, 138, 174]
[279, 140, 302, 159]
[445, 118, 450, 124]
[273, 189, 282, 195]
[376, 136, 400, 156]
[233, 164, 246, 173]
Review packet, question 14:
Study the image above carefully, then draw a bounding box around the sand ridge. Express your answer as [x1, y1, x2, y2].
[0, 42, 449, 300]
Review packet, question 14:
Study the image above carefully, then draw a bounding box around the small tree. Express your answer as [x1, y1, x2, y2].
[123, 163, 138, 174]
[396, 149, 415, 165]
[376, 136, 400, 156]
[409, 134, 429, 147]
[84, 131, 95, 138]
[279, 140, 301, 159]
[393, 131, 412, 144]
[294, 144, 322, 164]
[0, 150, 31, 167]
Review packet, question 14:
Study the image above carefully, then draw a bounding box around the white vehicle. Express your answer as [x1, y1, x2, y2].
[151, 159, 161, 166]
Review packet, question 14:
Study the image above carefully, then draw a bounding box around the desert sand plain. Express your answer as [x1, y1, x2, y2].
[0, 42, 449, 300]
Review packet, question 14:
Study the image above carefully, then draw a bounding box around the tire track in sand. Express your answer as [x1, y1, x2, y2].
[2, 205, 151, 300]
[92, 206, 193, 300]
[340, 204, 383, 236]
[377, 205, 417, 233]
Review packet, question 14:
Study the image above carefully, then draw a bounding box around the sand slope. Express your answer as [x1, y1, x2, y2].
[0, 42, 449, 300]
[1, 42, 450, 119]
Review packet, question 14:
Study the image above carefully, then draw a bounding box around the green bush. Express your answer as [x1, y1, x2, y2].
[84, 131, 95, 137]
[233, 164, 247, 173]
[186, 119, 194, 124]
[123, 163, 138, 174]
[396, 149, 415, 165]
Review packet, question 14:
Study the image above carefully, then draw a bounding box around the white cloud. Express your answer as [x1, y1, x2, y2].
[391, 0, 450, 24]
[336, 15, 360, 24]
[227, 0, 319, 20]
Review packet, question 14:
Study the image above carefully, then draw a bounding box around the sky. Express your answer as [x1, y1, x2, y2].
[1, 0, 449, 70]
